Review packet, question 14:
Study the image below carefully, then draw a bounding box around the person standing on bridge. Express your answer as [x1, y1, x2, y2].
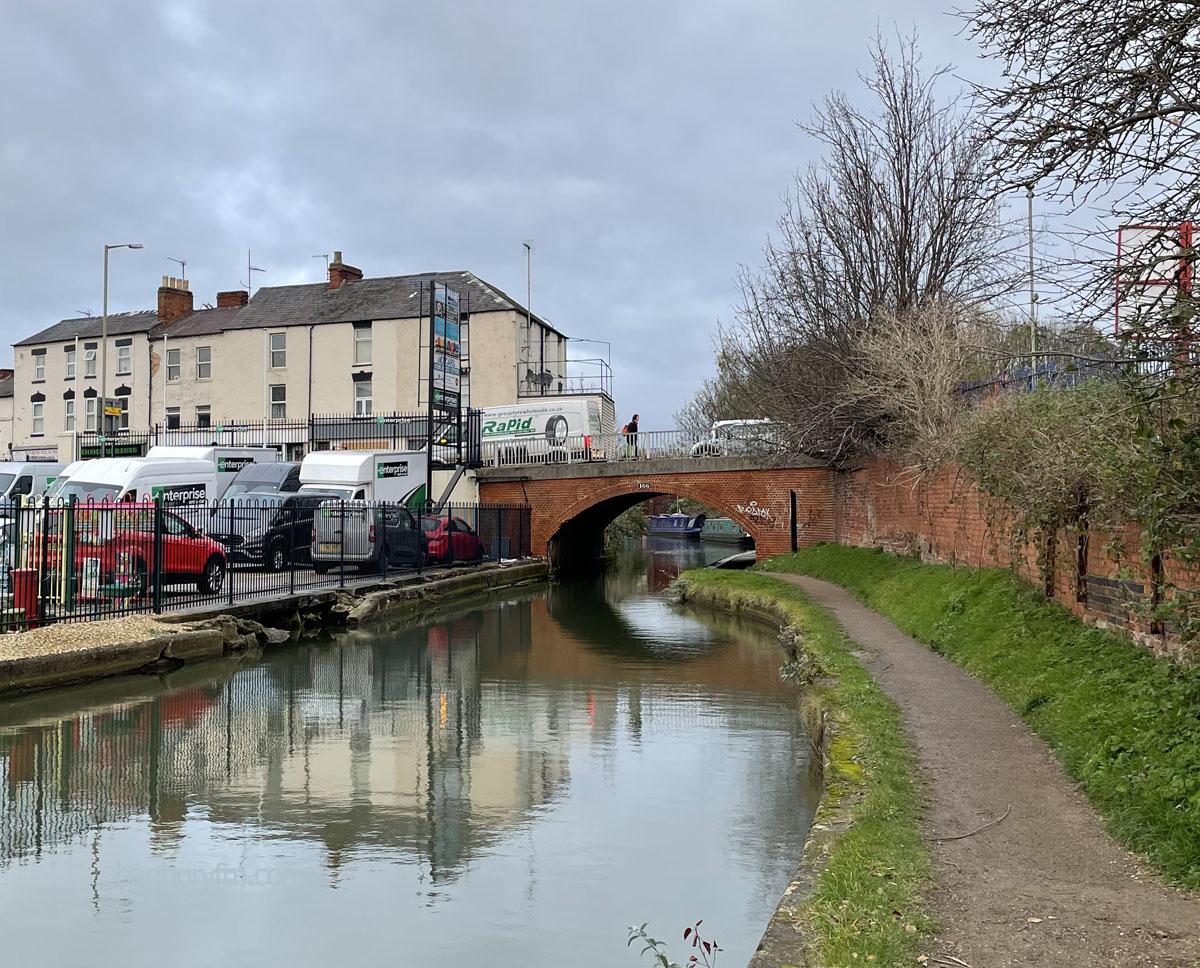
[623, 414, 640, 459]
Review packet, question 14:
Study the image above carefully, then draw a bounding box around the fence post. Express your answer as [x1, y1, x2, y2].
[36, 496, 50, 625]
[152, 498, 165, 613]
[288, 504, 296, 597]
[339, 500, 346, 589]
[228, 502, 235, 606]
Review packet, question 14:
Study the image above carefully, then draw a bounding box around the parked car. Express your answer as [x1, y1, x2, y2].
[690, 419, 781, 458]
[37, 504, 228, 596]
[310, 501, 424, 574]
[421, 515, 485, 564]
[209, 491, 337, 571]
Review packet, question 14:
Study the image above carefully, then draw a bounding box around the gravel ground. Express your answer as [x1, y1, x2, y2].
[0, 615, 179, 659]
[772, 573, 1200, 968]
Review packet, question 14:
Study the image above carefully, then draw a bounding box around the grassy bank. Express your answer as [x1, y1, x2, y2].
[677, 570, 932, 965]
[762, 545, 1200, 890]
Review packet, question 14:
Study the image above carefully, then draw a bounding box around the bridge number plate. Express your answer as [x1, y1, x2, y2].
[637, 482, 651, 490]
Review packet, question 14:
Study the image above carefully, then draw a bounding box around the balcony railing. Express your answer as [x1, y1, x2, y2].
[517, 357, 612, 399]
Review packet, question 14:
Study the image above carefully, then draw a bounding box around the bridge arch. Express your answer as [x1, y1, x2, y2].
[477, 461, 835, 573]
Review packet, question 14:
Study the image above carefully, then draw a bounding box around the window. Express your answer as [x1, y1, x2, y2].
[65, 348, 76, 380]
[65, 399, 76, 431]
[166, 348, 180, 382]
[83, 344, 97, 378]
[270, 332, 286, 368]
[353, 323, 371, 365]
[269, 385, 286, 420]
[354, 380, 373, 417]
[196, 405, 211, 428]
[116, 343, 131, 375]
[105, 397, 129, 434]
[31, 402, 44, 436]
[166, 406, 180, 430]
[196, 345, 212, 379]
[85, 397, 98, 431]
[32, 351, 45, 382]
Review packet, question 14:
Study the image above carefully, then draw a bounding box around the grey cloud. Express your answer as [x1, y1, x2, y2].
[0, 0, 978, 426]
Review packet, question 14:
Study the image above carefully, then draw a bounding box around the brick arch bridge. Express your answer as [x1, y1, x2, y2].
[477, 457, 836, 572]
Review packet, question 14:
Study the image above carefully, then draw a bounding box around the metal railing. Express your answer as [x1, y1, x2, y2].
[0, 496, 530, 633]
[480, 429, 782, 467]
[76, 409, 483, 467]
[517, 357, 612, 398]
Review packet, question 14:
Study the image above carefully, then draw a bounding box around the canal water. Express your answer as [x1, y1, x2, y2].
[0, 540, 820, 968]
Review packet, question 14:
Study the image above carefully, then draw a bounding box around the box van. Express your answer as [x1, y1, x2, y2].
[209, 490, 340, 571]
[222, 461, 302, 498]
[145, 445, 278, 499]
[55, 459, 218, 524]
[298, 451, 428, 504]
[480, 400, 604, 464]
[301, 451, 428, 573]
[0, 462, 66, 503]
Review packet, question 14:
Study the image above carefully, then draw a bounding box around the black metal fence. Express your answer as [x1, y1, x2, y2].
[0, 496, 531, 633]
[77, 409, 483, 467]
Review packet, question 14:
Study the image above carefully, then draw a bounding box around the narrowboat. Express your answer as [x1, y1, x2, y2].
[700, 516, 752, 544]
[646, 512, 706, 538]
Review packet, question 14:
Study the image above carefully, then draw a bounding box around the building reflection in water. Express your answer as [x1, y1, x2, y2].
[0, 539, 818, 968]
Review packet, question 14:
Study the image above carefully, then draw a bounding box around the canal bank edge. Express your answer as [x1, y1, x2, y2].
[675, 569, 932, 968]
[0, 560, 549, 697]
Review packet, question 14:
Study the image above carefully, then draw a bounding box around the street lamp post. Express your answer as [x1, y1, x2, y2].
[100, 242, 143, 453]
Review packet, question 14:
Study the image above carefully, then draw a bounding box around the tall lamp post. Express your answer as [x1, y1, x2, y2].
[100, 242, 143, 452]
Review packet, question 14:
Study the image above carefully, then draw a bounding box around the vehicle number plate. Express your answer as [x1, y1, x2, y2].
[318, 542, 340, 554]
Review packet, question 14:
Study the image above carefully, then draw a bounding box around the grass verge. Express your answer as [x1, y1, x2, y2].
[677, 569, 932, 965]
[761, 545, 1200, 890]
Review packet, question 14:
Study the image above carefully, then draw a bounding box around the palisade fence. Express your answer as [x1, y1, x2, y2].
[0, 496, 531, 633]
[77, 409, 484, 467]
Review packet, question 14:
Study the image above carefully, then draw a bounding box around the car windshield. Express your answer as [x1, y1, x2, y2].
[0, 473, 16, 493]
[57, 481, 121, 502]
[217, 493, 286, 511]
[421, 517, 443, 532]
[222, 482, 276, 498]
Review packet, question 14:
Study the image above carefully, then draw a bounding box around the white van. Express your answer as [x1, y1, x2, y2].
[145, 445, 277, 499]
[298, 450, 428, 504]
[300, 451, 429, 572]
[0, 462, 66, 503]
[45, 460, 83, 500]
[56, 459, 218, 521]
[480, 400, 604, 464]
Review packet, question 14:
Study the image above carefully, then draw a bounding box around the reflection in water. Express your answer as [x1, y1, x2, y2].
[0, 540, 818, 968]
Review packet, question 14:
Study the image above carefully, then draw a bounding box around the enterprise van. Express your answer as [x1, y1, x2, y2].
[145, 445, 277, 499]
[0, 462, 66, 503]
[480, 400, 604, 464]
[56, 458, 218, 525]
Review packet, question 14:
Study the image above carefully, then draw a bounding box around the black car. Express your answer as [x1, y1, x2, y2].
[208, 491, 338, 571]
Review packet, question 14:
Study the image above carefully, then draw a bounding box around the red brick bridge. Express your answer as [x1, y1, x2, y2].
[477, 456, 836, 571]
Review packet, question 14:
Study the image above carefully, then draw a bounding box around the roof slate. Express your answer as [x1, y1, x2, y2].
[15, 310, 159, 347]
[14, 270, 562, 347]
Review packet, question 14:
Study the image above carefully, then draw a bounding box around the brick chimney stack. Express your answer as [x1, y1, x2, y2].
[328, 250, 363, 290]
[217, 290, 249, 308]
[158, 276, 193, 322]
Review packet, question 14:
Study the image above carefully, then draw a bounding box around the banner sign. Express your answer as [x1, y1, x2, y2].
[431, 282, 461, 413]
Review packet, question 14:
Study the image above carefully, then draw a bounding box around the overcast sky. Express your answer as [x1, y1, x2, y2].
[0, 0, 981, 427]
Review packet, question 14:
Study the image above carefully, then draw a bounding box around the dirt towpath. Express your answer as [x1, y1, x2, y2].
[770, 573, 1200, 968]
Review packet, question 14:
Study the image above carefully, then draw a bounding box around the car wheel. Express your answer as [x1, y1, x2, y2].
[198, 555, 226, 594]
[265, 541, 287, 573]
[313, 561, 331, 575]
[546, 415, 569, 445]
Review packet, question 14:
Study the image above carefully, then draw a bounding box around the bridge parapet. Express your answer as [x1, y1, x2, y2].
[479, 428, 784, 470]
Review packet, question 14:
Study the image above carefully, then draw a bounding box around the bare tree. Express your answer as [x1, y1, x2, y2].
[722, 35, 1014, 460]
[967, 0, 1200, 354]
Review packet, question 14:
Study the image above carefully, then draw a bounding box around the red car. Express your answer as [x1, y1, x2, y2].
[39, 503, 228, 596]
[420, 515, 485, 564]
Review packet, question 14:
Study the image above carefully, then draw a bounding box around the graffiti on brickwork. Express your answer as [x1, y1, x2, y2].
[735, 500, 771, 521]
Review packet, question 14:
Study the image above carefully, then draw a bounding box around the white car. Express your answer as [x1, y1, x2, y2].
[690, 419, 781, 458]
